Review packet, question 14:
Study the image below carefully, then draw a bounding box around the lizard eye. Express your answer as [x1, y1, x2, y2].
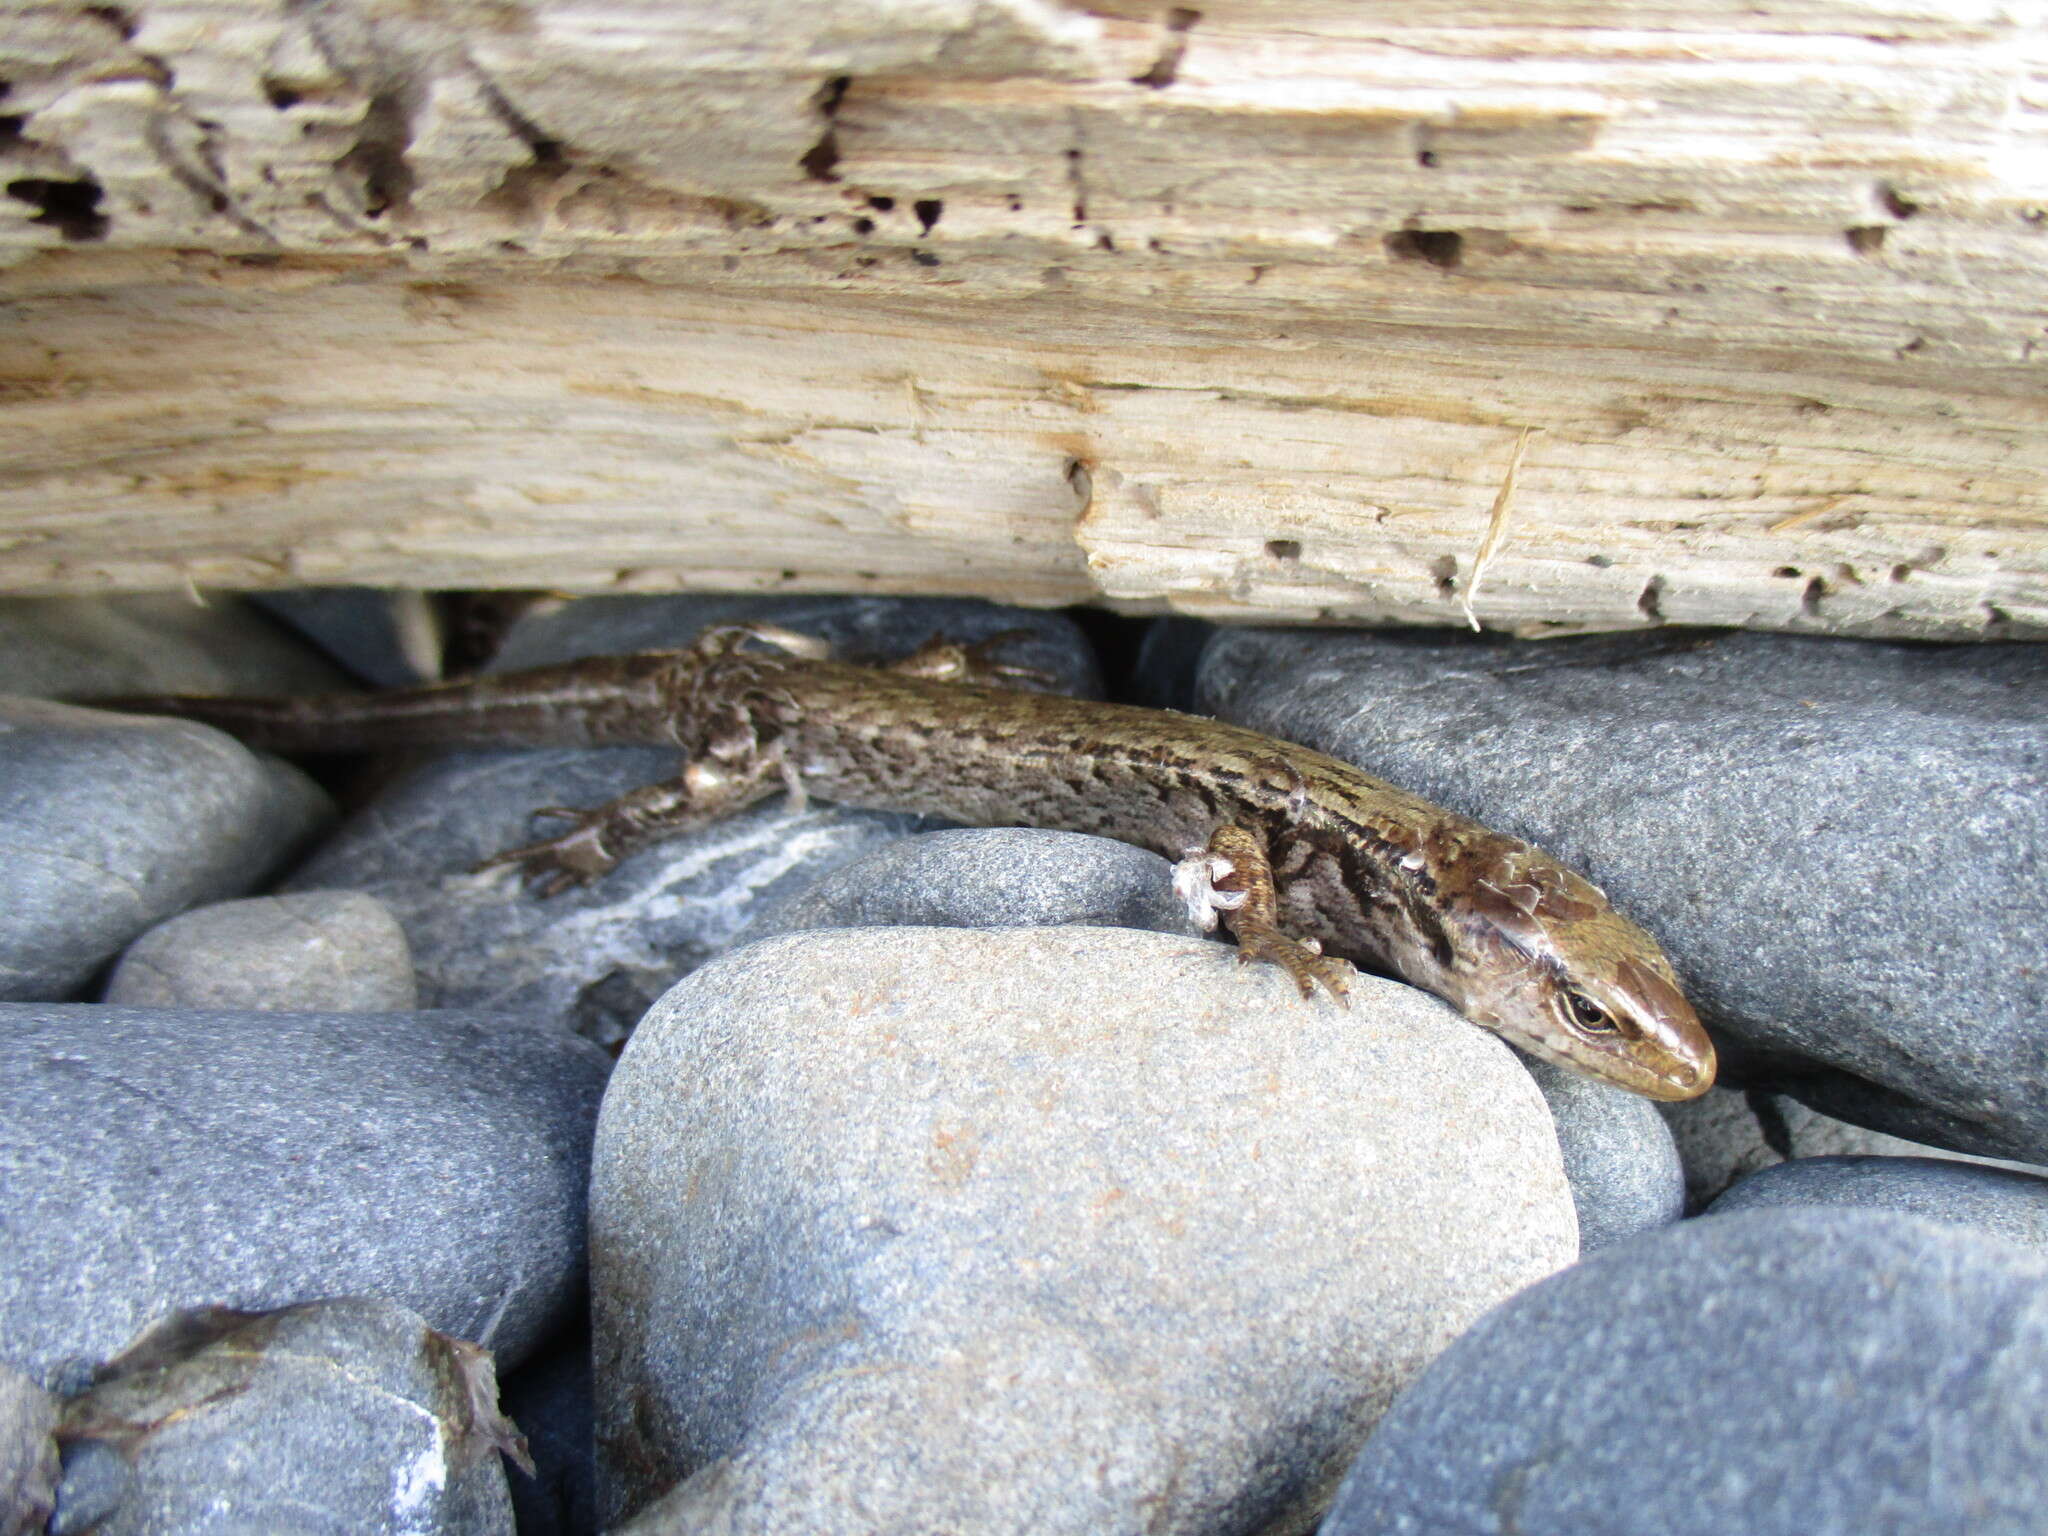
[1563, 990, 1619, 1035]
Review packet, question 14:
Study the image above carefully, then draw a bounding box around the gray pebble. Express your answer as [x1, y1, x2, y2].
[1520, 1055, 1684, 1251]
[592, 925, 1576, 1531]
[1320, 1208, 2048, 1536]
[1198, 628, 2048, 1163]
[54, 1299, 517, 1535]
[282, 596, 1100, 1043]
[0, 1002, 608, 1385]
[1711, 1154, 2048, 1252]
[1660, 1085, 2048, 1210]
[103, 891, 418, 1011]
[0, 594, 347, 700]
[741, 826, 1198, 945]
[0, 699, 333, 1001]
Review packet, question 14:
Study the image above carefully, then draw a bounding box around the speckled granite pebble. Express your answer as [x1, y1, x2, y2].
[1321, 1209, 2048, 1536]
[103, 891, 417, 1011]
[0, 1003, 607, 1385]
[593, 925, 1576, 1531]
[1200, 628, 2048, 1163]
[0, 699, 333, 1001]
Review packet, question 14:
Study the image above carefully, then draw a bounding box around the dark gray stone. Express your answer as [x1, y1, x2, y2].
[593, 926, 1576, 1531]
[500, 1328, 597, 1536]
[55, 1299, 516, 1535]
[1659, 1085, 2047, 1211]
[1198, 628, 2048, 1162]
[489, 593, 1101, 696]
[103, 891, 418, 1011]
[1520, 1056, 1684, 1251]
[282, 596, 1100, 1044]
[1711, 1155, 2048, 1252]
[1128, 616, 1217, 711]
[47, 1440, 128, 1536]
[1320, 1208, 2048, 1536]
[247, 587, 445, 688]
[0, 699, 334, 1001]
[741, 827, 1198, 946]
[0, 594, 347, 700]
[0, 1003, 608, 1385]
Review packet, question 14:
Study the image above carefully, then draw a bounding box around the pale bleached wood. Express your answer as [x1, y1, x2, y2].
[2, 0, 2045, 636]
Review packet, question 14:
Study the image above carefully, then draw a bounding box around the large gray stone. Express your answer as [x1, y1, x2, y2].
[283, 596, 1099, 1043]
[103, 891, 418, 1011]
[0, 1003, 608, 1385]
[740, 827, 1196, 946]
[1199, 628, 2048, 1162]
[54, 1299, 517, 1535]
[1711, 1155, 2048, 1252]
[1321, 1208, 2048, 1536]
[0, 699, 334, 1001]
[592, 925, 1577, 1532]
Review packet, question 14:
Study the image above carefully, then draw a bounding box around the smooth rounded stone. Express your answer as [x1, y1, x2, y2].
[0, 1002, 608, 1385]
[1711, 1155, 2048, 1252]
[740, 827, 1199, 946]
[0, 1361, 57, 1536]
[283, 595, 1101, 1044]
[1321, 1209, 2048, 1536]
[1659, 1085, 2048, 1210]
[102, 891, 418, 1011]
[592, 925, 1578, 1531]
[1198, 628, 2048, 1163]
[54, 1299, 519, 1535]
[499, 1328, 597, 1536]
[1519, 1056, 1684, 1252]
[0, 594, 347, 699]
[0, 699, 334, 1002]
[247, 586, 446, 687]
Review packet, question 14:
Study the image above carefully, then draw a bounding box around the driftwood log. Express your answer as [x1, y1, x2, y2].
[2, 0, 2045, 637]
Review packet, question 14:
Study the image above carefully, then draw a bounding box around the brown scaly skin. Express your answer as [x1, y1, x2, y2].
[100, 624, 1716, 1101]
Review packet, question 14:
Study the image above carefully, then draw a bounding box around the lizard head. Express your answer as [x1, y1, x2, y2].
[1445, 837, 1717, 1101]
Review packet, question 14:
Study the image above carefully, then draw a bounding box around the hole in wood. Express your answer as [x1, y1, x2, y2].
[1385, 229, 1462, 269]
[6, 176, 108, 239]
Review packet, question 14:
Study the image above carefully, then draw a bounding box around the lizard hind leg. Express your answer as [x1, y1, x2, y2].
[477, 755, 784, 897]
[1174, 824, 1354, 1005]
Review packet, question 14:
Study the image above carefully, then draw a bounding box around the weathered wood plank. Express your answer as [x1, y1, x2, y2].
[2, 0, 2044, 635]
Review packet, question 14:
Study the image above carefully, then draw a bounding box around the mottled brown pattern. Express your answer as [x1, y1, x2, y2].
[102, 626, 1716, 1100]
